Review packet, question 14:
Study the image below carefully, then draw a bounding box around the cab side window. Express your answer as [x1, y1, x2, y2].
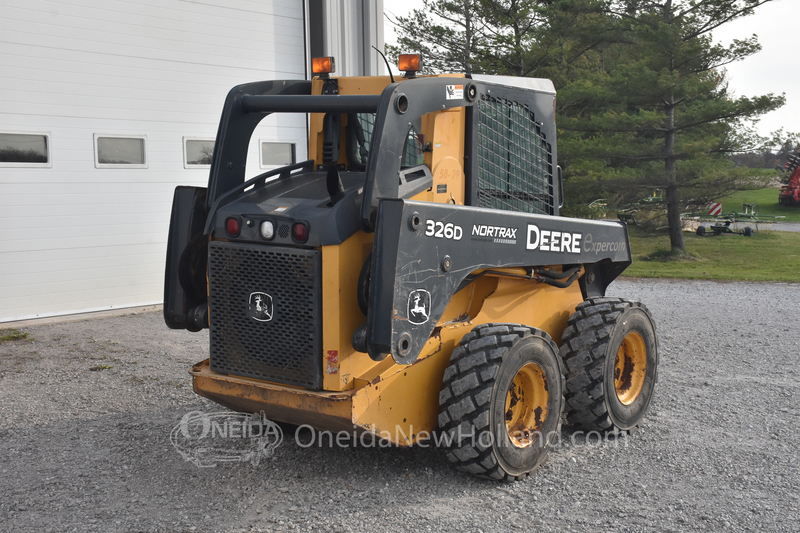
[401, 124, 425, 168]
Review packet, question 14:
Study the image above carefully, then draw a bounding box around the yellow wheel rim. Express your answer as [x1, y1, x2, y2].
[614, 331, 647, 405]
[505, 363, 549, 448]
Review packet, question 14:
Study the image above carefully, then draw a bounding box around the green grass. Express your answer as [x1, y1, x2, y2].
[626, 227, 800, 282]
[716, 187, 800, 222]
[0, 329, 29, 342]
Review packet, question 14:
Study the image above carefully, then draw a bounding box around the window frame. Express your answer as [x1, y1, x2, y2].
[259, 140, 296, 169]
[0, 131, 52, 168]
[183, 137, 215, 169]
[93, 133, 148, 169]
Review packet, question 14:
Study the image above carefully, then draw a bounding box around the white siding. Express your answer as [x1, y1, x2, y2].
[0, 0, 308, 321]
[321, 0, 384, 76]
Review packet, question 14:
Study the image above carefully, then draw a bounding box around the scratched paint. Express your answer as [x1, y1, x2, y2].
[326, 350, 339, 375]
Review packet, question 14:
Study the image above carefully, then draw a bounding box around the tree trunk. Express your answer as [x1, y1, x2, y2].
[664, 100, 684, 251]
[663, 0, 684, 252]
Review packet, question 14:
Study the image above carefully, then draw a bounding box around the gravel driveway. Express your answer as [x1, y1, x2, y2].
[1, 279, 799, 532]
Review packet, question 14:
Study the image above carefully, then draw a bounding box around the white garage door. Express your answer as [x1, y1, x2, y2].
[0, 0, 308, 322]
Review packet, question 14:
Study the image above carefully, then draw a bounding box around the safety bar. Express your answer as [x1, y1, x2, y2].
[241, 94, 382, 114]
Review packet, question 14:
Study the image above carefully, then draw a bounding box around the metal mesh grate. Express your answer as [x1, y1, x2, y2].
[476, 95, 554, 214]
[208, 241, 322, 389]
[356, 113, 375, 146]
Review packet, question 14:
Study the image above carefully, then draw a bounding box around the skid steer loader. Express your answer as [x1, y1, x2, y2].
[164, 55, 658, 481]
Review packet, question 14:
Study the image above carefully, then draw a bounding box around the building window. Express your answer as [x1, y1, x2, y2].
[94, 134, 147, 168]
[184, 138, 215, 168]
[260, 142, 296, 168]
[0, 133, 50, 166]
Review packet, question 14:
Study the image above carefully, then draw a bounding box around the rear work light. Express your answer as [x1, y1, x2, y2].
[260, 220, 275, 240]
[312, 57, 335, 76]
[292, 222, 308, 243]
[398, 54, 421, 77]
[225, 217, 240, 237]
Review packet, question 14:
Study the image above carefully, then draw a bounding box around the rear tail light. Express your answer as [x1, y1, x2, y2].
[292, 222, 308, 243]
[225, 217, 240, 237]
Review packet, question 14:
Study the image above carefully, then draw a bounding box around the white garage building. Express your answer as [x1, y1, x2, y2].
[0, 0, 384, 322]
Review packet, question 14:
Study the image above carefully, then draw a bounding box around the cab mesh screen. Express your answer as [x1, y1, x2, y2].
[476, 95, 553, 214]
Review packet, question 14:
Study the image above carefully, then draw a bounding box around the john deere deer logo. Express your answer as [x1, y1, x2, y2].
[408, 289, 431, 325]
[248, 292, 273, 322]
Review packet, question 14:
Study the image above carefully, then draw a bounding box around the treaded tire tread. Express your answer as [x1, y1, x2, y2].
[560, 297, 657, 434]
[438, 323, 565, 482]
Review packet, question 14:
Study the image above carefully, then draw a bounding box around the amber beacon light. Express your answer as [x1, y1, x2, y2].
[312, 56, 335, 76]
[398, 54, 421, 76]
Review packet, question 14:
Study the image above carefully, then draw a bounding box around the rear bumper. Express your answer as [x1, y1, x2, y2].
[190, 359, 356, 433]
[190, 348, 448, 447]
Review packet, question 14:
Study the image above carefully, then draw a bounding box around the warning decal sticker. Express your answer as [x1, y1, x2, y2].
[445, 85, 464, 100]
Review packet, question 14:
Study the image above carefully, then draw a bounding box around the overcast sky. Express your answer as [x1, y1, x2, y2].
[383, 0, 799, 141]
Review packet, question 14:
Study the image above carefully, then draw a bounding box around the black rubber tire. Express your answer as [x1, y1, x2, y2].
[178, 233, 209, 297]
[696, 226, 706, 237]
[438, 324, 565, 481]
[744, 226, 753, 237]
[356, 254, 371, 316]
[560, 298, 658, 433]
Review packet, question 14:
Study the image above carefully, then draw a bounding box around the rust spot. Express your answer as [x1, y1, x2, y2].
[505, 385, 520, 422]
[391, 308, 409, 321]
[533, 406, 544, 431]
[617, 352, 634, 394]
[403, 329, 444, 366]
[442, 314, 470, 326]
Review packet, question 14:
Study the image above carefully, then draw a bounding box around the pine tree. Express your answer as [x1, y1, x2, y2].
[386, 0, 484, 74]
[560, 0, 784, 251]
[385, 0, 557, 76]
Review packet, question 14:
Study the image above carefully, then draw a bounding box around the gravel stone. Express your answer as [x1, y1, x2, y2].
[1, 278, 799, 532]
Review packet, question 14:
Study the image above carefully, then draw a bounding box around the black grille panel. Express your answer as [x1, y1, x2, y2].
[208, 241, 322, 389]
